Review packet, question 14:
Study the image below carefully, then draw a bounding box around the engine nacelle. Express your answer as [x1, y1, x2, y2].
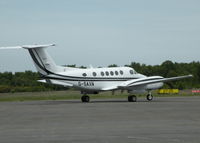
[128, 89, 146, 94]
[146, 82, 164, 90]
[128, 85, 147, 94]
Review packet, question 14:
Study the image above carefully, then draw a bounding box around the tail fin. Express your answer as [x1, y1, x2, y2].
[24, 44, 59, 75]
[0, 44, 67, 75]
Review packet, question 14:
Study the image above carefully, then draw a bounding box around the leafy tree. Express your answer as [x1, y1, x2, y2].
[108, 64, 118, 67]
[0, 60, 199, 93]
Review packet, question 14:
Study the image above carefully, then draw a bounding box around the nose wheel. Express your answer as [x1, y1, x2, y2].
[146, 93, 153, 101]
[81, 95, 90, 102]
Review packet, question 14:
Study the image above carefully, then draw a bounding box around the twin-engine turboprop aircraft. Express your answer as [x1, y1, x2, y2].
[0, 44, 192, 102]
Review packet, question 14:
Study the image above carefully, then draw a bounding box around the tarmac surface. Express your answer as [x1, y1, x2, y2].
[0, 96, 200, 143]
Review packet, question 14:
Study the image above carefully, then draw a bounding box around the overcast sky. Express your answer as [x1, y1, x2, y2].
[0, 0, 200, 72]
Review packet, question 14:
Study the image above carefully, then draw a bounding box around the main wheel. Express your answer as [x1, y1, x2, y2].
[146, 94, 153, 101]
[128, 95, 137, 102]
[81, 95, 90, 102]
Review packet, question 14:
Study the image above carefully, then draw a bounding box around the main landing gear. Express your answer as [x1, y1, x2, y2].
[128, 93, 153, 102]
[81, 95, 90, 102]
[128, 95, 137, 102]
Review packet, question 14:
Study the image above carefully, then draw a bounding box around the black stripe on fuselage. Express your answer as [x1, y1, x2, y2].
[127, 77, 163, 86]
[43, 76, 138, 81]
[49, 74, 138, 80]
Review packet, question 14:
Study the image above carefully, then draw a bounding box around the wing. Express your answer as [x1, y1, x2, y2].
[101, 74, 192, 91]
[119, 75, 193, 88]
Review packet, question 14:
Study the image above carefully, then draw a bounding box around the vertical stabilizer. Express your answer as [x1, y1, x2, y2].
[22, 44, 61, 75]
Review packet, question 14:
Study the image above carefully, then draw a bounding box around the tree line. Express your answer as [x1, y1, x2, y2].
[0, 60, 199, 93]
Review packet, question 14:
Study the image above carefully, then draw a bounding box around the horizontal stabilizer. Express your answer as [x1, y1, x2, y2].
[0, 44, 55, 50]
[38, 79, 73, 87]
[22, 44, 55, 49]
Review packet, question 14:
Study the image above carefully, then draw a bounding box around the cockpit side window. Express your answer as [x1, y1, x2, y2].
[130, 70, 134, 75]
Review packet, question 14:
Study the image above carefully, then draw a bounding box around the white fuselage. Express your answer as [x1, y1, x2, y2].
[45, 67, 147, 92]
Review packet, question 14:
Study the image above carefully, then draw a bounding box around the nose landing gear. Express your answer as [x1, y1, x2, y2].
[146, 93, 153, 101]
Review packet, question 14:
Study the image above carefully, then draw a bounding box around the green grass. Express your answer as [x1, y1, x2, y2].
[0, 91, 128, 102]
[0, 90, 199, 102]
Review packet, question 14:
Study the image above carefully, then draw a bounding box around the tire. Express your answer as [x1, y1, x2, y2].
[81, 95, 90, 102]
[146, 94, 153, 101]
[128, 95, 137, 102]
[128, 96, 132, 102]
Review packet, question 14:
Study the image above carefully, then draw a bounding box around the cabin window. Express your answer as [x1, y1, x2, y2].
[93, 72, 97, 77]
[110, 71, 114, 76]
[130, 70, 134, 75]
[115, 71, 119, 75]
[120, 70, 123, 75]
[82, 73, 87, 77]
[105, 71, 109, 76]
[101, 72, 104, 76]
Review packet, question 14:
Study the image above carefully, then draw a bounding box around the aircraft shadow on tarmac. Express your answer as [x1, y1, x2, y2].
[24, 97, 195, 105]
[29, 100, 130, 105]
[25, 99, 165, 105]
